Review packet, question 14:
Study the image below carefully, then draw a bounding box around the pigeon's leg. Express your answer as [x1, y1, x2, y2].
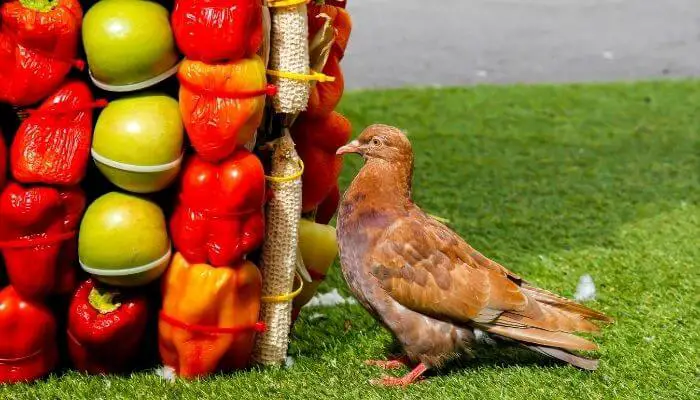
[370, 363, 428, 387]
[364, 355, 411, 370]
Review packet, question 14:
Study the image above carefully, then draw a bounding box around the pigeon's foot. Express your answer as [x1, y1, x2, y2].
[369, 363, 428, 387]
[364, 355, 411, 370]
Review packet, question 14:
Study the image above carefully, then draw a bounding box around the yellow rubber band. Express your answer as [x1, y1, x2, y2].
[265, 159, 304, 183]
[266, 69, 336, 83]
[267, 0, 308, 8]
[261, 272, 304, 303]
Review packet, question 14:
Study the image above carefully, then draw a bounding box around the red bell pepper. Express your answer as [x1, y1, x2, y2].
[67, 279, 149, 375]
[170, 149, 266, 266]
[0, 181, 84, 299]
[315, 184, 340, 225]
[0, 286, 58, 384]
[291, 111, 352, 213]
[10, 80, 97, 186]
[171, 0, 262, 63]
[0, 0, 83, 106]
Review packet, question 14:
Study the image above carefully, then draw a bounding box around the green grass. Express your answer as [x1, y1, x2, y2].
[3, 81, 699, 399]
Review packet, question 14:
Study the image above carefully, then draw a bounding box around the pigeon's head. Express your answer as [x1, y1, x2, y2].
[336, 124, 413, 163]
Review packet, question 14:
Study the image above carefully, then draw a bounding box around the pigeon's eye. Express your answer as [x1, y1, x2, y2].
[371, 138, 382, 147]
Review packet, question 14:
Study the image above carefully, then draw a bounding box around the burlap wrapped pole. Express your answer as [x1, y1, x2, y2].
[267, 0, 311, 114]
[252, 131, 304, 365]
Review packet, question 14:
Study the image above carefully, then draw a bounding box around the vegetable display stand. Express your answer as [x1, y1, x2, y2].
[0, 0, 354, 384]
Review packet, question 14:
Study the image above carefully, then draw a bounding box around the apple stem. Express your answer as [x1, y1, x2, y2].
[19, 0, 59, 12]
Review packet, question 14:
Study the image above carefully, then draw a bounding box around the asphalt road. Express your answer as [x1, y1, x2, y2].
[343, 0, 700, 89]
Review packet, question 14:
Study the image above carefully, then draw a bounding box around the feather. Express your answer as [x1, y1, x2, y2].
[523, 344, 600, 371]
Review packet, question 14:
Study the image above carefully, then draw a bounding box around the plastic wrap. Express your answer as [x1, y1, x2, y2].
[178, 56, 269, 162]
[0, 182, 84, 299]
[252, 132, 303, 365]
[1, 0, 82, 59]
[170, 150, 266, 266]
[171, 0, 262, 63]
[0, 33, 75, 107]
[0, 0, 82, 106]
[10, 81, 96, 186]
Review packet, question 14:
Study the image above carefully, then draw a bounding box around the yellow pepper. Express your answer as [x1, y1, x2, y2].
[293, 220, 339, 310]
[158, 253, 262, 378]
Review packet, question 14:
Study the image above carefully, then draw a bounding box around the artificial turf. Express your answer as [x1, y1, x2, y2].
[1, 80, 698, 399]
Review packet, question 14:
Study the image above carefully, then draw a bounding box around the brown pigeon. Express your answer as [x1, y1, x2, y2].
[336, 124, 612, 387]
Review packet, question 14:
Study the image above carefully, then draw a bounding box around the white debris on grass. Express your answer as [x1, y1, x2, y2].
[155, 365, 177, 383]
[308, 312, 326, 321]
[574, 274, 597, 302]
[304, 289, 357, 308]
[285, 356, 295, 368]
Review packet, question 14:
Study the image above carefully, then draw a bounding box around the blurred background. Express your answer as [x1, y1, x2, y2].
[343, 0, 700, 89]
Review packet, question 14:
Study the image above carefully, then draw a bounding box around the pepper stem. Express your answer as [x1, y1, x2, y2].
[19, 0, 59, 12]
[88, 287, 122, 315]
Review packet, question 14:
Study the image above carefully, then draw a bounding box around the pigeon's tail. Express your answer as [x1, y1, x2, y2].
[476, 285, 612, 359]
[522, 344, 600, 371]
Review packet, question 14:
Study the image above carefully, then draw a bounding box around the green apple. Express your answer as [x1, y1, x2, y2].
[92, 93, 183, 193]
[293, 219, 339, 309]
[82, 0, 179, 86]
[78, 192, 171, 287]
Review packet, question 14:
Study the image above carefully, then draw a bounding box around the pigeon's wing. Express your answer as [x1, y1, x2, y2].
[369, 215, 528, 324]
[370, 213, 608, 351]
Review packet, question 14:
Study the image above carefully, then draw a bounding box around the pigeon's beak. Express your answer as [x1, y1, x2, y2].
[336, 140, 362, 156]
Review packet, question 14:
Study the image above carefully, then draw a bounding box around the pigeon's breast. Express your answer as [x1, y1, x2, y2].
[337, 200, 396, 313]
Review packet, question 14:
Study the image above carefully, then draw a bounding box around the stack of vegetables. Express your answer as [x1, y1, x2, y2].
[162, 0, 270, 378]
[0, 0, 353, 383]
[0, 0, 88, 383]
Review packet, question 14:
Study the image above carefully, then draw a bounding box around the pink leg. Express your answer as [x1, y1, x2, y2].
[370, 363, 429, 387]
[364, 355, 411, 370]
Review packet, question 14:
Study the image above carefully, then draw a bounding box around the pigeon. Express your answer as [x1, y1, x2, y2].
[336, 125, 612, 387]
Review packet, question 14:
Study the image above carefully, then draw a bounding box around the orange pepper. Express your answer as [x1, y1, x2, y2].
[178, 56, 268, 162]
[158, 253, 263, 378]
